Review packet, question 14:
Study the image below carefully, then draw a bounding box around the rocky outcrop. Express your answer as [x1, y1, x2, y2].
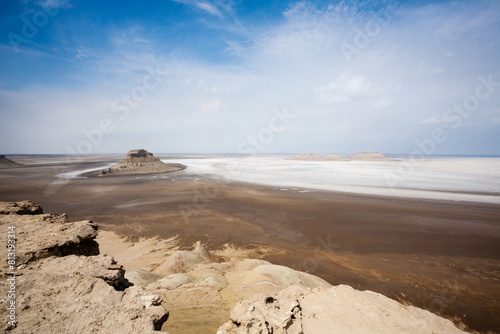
[0, 201, 43, 215]
[140, 249, 330, 334]
[99, 228, 469, 334]
[217, 285, 467, 334]
[0, 201, 169, 333]
[88, 149, 185, 176]
[350, 152, 389, 161]
[292, 153, 343, 161]
[0, 201, 468, 334]
[0, 155, 21, 168]
[0, 208, 99, 267]
[4, 255, 169, 333]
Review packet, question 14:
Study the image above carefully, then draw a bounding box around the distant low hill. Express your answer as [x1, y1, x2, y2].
[349, 152, 389, 161]
[292, 153, 344, 161]
[0, 155, 21, 168]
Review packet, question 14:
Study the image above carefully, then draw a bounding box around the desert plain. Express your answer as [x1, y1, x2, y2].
[0, 154, 499, 333]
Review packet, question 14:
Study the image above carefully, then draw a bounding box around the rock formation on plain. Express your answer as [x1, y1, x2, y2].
[292, 153, 343, 161]
[0, 155, 21, 168]
[1, 201, 467, 334]
[349, 151, 389, 161]
[324, 153, 343, 161]
[92, 149, 185, 176]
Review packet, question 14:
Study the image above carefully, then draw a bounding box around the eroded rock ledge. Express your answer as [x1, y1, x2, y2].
[217, 285, 466, 334]
[0, 201, 169, 333]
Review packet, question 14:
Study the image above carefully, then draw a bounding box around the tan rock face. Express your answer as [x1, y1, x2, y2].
[128, 149, 153, 158]
[7, 256, 169, 334]
[0, 208, 99, 268]
[99, 230, 468, 334]
[0, 200, 43, 215]
[0, 201, 169, 333]
[217, 285, 468, 334]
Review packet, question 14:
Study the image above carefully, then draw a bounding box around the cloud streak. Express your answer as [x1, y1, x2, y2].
[172, 0, 226, 18]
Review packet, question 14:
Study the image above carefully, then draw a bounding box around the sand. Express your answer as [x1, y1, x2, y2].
[0, 155, 499, 332]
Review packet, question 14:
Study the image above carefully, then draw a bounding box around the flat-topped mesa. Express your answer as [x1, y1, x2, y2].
[293, 153, 344, 161]
[292, 153, 322, 161]
[119, 149, 163, 164]
[128, 149, 154, 159]
[350, 151, 389, 161]
[87, 149, 186, 177]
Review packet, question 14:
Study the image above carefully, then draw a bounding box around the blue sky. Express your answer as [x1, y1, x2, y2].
[0, 0, 499, 155]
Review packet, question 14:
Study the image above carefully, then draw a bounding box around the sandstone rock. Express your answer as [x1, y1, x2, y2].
[0, 203, 99, 269]
[0, 200, 43, 215]
[126, 269, 164, 287]
[1, 255, 169, 333]
[150, 252, 331, 334]
[0, 201, 169, 333]
[89, 149, 185, 176]
[217, 285, 468, 334]
[350, 151, 389, 161]
[152, 241, 214, 276]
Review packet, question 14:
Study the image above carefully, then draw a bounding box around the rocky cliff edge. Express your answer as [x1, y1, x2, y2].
[0, 201, 466, 334]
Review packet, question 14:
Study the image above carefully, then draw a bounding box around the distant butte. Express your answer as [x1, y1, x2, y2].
[292, 153, 344, 161]
[349, 152, 389, 161]
[86, 149, 185, 177]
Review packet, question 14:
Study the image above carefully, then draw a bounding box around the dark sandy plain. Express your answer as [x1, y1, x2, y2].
[0, 154, 499, 333]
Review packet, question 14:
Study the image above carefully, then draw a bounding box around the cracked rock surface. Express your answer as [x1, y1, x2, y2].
[0, 201, 169, 333]
[217, 285, 467, 334]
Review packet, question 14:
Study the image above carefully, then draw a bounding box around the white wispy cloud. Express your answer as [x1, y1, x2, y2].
[314, 75, 371, 104]
[196, 1, 223, 17]
[173, 0, 224, 18]
[200, 98, 221, 112]
[420, 115, 445, 124]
